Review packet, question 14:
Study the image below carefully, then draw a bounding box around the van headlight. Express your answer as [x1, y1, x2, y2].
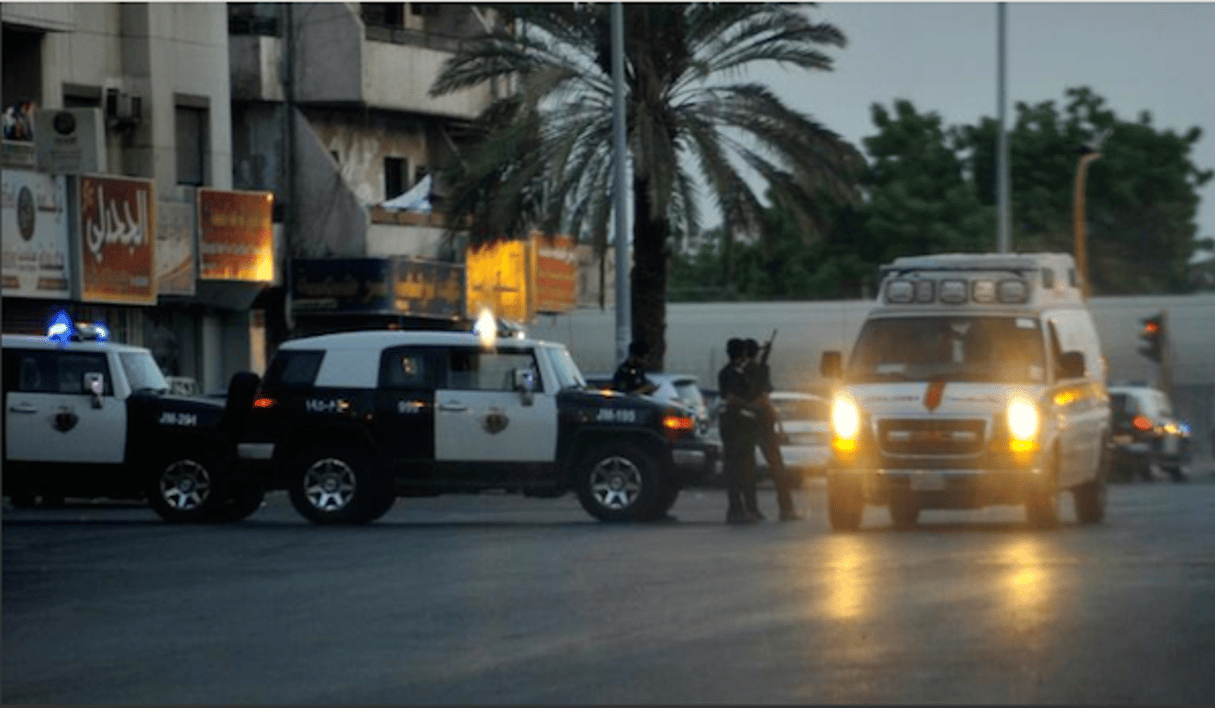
[1007, 397, 1039, 453]
[831, 394, 862, 457]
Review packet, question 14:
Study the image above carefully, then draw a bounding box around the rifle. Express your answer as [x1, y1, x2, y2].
[759, 329, 778, 365]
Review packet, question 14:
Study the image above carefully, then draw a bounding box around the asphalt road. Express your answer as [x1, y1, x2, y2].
[4, 470, 1215, 705]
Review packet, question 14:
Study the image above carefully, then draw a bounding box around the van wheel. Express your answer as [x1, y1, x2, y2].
[148, 453, 227, 523]
[827, 476, 864, 532]
[575, 442, 661, 522]
[1026, 452, 1061, 530]
[289, 446, 388, 524]
[889, 492, 920, 530]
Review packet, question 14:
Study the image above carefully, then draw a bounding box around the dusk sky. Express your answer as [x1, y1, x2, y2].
[752, 1, 1215, 257]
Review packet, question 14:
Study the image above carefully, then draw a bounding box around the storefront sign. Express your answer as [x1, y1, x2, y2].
[198, 188, 274, 281]
[465, 239, 530, 322]
[156, 198, 195, 296]
[35, 108, 107, 174]
[532, 232, 577, 314]
[292, 258, 393, 313]
[392, 257, 464, 319]
[1, 170, 70, 299]
[79, 175, 156, 305]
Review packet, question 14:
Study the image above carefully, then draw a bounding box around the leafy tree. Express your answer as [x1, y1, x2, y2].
[430, 3, 861, 369]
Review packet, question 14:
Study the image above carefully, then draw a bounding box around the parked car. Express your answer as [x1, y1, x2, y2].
[1108, 385, 1191, 482]
[758, 391, 832, 483]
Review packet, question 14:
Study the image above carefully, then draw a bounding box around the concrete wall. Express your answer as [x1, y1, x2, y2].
[305, 108, 430, 203]
[362, 40, 491, 119]
[367, 223, 448, 259]
[293, 2, 363, 104]
[293, 109, 369, 258]
[229, 35, 284, 102]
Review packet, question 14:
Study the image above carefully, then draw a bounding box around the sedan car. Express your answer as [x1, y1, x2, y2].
[1108, 385, 1191, 482]
[755, 391, 831, 483]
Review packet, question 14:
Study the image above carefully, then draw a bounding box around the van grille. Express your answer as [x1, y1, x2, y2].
[877, 419, 987, 456]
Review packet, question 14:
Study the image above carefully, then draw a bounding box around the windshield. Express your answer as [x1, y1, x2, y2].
[847, 316, 1046, 384]
[120, 351, 170, 393]
[548, 346, 588, 390]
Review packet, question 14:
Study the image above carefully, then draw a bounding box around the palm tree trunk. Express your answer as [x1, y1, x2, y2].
[632, 176, 669, 372]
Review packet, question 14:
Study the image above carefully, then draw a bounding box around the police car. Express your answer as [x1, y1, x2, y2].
[820, 253, 1112, 531]
[235, 328, 715, 524]
[2, 316, 262, 522]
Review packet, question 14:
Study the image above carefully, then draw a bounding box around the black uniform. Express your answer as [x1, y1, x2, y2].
[718, 358, 759, 521]
[612, 360, 652, 394]
[746, 356, 797, 518]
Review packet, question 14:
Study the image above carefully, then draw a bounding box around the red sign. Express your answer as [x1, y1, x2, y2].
[532, 232, 577, 314]
[198, 188, 274, 282]
[79, 175, 156, 304]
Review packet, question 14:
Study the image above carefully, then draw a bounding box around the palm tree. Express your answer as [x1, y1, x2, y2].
[431, 3, 861, 369]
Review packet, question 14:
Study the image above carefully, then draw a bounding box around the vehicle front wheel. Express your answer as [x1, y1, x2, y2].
[288, 446, 389, 525]
[1025, 452, 1061, 530]
[148, 453, 228, 523]
[827, 476, 864, 532]
[575, 442, 663, 522]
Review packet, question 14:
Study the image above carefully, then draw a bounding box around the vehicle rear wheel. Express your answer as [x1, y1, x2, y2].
[1025, 452, 1061, 530]
[1074, 439, 1109, 524]
[288, 446, 389, 525]
[827, 476, 863, 532]
[575, 442, 663, 522]
[148, 453, 228, 523]
[889, 492, 920, 530]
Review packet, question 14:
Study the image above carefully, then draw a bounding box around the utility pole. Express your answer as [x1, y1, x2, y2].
[282, 2, 296, 335]
[996, 2, 1011, 253]
[611, 2, 630, 365]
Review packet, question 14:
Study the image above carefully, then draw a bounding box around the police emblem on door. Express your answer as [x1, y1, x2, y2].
[53, 407, 79, 433]
[483, 409, 509, 434]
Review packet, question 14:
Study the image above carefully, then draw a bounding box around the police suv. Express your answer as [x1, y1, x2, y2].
[236, 329, 714, 524]
[2, 321, 262, 521]
[820, 253, 1111, 531]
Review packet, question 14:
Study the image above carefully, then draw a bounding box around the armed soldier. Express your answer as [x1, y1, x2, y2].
[744, 335, 801, 521]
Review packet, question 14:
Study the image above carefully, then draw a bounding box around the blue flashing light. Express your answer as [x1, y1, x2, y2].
[91, 322, 110, 341]
[47, 310, 76, 346]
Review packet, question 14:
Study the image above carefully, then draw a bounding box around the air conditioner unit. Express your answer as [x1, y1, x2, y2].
[104, 87, 142, 124]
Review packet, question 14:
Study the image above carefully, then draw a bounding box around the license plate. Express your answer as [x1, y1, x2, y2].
[910, 473, 946, 491]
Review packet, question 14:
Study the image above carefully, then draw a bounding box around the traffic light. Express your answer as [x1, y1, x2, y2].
[1139, 312, 1165, 363]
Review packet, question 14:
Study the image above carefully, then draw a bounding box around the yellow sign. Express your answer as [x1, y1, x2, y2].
[465, 239, 530, 321]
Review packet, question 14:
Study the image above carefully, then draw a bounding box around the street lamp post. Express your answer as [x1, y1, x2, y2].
[1073, 144, 1101, 299]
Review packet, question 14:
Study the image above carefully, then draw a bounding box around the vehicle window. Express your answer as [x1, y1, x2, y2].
[119, 351, 169, 393]
[378, 347, 435, 389]
[444, 349, 541, 391]
[9, 351, 114, 395]
[673, 381, 705, 409]
[548, 347, 587, 390]
[1110, 393, 1135, 417]
[847, 316, 1046, 384]
[264, 350, 325, 390]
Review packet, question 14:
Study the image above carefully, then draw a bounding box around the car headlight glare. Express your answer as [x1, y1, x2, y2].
[832, 396, 861, 440]
[1007, 398, 1039, 441]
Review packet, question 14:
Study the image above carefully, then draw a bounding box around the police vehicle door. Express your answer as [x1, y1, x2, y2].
[434, 347, 557, 471]
[3, 348, 126, 464]
[374, 346, 439, 476]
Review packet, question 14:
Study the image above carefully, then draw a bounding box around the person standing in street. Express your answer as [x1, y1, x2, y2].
[612, 340, 658, 395]
[745, 338, 801, 521]
[718, 338, 762, 523]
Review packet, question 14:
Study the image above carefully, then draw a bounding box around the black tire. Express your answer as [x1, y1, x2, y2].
[207, 483, 266, 522]
[8, 486, 37, 508]
[575, 442, 663, 522]
[1074, 440, 1109, 524]
[889, 493, 920, 530]
[147, 453, 229, 523]
[827, 476, 863, 532]
[365, 491, 398, 522]
[1025, 451, 1061, 530]
[288, 446, 389, 525]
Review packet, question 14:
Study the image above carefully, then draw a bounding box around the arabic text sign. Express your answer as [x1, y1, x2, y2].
[292, 258, 394, 313]
[2, 170, 70, 299]
[532, 232, 577, 314]
[79, 175, 156, 304]
[465, 239, 530, 321]
[392, 258, 464, 319]
[198, 188, 275, 282]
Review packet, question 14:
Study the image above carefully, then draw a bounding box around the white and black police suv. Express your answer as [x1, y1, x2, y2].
[2, 319, 262, 522]
[236, 329, 715, 524]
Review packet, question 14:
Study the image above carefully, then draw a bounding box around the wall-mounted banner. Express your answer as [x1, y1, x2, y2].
[198, 188, 274, 282]
[392, 257, 464, 319]
[79, 175, 156, 305]
[531, 232, 577, 314]
[465, 239, 530, 322]
[1, 170, 70, 299]
[156, 198, 196, 296]
[292, 258, 394, 313]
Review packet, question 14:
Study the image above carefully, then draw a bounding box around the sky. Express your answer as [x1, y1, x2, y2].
[750, 1, 1215, 258]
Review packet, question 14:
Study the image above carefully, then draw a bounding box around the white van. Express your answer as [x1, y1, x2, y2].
[820, 253, 1111, 531]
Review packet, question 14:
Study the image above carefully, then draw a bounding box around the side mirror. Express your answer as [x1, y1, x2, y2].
[513, 368, 537, 406]
[83, 371, 105, 408]
[1059, 351, 1086, 379]
[820, 351, 842, 379]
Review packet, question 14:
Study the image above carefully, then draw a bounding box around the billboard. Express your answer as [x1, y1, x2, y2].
[392, 257, 464, 319]
[531, 232, 577, 314]
[465, 239, 530, 322]
[197, 188, 274, 282]
[79, 175, 156, 305]
[291, 257, 464, 320]
[1, 170, 70, 299]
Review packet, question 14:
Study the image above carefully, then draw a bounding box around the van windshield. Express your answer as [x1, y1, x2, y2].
[846, 316, 1046, 384]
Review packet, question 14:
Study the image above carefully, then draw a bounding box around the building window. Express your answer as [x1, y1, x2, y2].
[176, 105, 208, 186]
[384, 156, 407, 199]
[2, 27, 44, 115]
